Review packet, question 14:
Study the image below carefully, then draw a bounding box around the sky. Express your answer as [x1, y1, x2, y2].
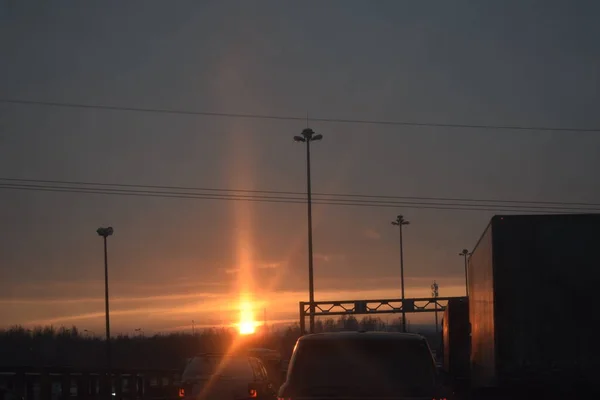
[1, 0, 599, 335]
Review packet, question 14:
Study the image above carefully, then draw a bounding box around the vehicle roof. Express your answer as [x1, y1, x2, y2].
[193, 349, 279, 357]
[247, 347, 279, 353]
[182, 354, 258, 380]
[298, 331, 426, 342]
[247, 348, 281, 358]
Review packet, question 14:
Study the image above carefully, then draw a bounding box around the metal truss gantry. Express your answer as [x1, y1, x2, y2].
[299, 296, 467, 334]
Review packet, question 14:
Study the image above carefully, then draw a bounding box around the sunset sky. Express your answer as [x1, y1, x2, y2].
[1, 1, 599, 335]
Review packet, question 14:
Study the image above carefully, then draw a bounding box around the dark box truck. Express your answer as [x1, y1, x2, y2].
[468, 214, 600, 396]
[442, 297, 470, 387]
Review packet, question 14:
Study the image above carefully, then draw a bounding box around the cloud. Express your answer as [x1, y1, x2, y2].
[23, 308, 162, 326]
[220, 267, 240, 275]
[364, 228, 381, 240]
[257, 261, 282, 269]
[314, 253, 345, 262]
[8, 281, 468, 333]
[20, 295, 251, 327]
[0, 292, 223, 306]
[161, 318, 299, 333]
[314, 253, 330, 262]
[1, 279, 228, 299]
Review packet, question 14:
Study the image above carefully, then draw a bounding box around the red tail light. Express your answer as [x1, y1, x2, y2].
[248, 388, 258, 398]
[178, 388, 185, 398]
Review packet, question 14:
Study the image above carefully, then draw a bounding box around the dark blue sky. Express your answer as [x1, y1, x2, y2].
[1, 0, 599, 333]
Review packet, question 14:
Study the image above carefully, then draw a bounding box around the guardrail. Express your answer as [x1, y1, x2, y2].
[0, 367, 181, 400]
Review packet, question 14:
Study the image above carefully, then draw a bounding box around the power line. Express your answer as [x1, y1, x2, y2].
[0, 182, 577, 211]
[1, 183, 599, 214]
[1, 177, 599, 208]
[1, 98, 598, 133]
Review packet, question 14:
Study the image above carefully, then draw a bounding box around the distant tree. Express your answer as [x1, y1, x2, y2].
[336, 315, 359, 331]
[43, 326, 56, 337]
[388, 317, 404, 332]
[314, 319, 324, 333]
[0, 323, 304, 370]
[359, 316, 385, 331]
[322, 318, 336, 332]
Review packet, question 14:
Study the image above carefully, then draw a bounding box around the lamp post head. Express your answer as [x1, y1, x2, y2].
[460, 249, 470, 256]
[97, 227, 114, 238]
[296, 128, 323, 142]
[392, 215, 409, 226]
[301, 128, 314, 138]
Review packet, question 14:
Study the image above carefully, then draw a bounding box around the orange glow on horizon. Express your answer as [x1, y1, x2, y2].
[238, 320, 256, 335]
[237, 300, 257, 335]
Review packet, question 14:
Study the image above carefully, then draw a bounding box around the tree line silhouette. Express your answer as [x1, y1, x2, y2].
[0, 315, 429, 371]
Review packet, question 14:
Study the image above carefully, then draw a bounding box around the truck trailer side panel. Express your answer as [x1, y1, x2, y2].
[442, 297, 470, 380]
[492, 214, 599, 386]
[468, 221, 496, 388]
[469, 214, 600, 389]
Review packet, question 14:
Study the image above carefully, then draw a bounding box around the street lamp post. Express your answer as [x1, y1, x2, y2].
[431, 281, 439, 334]
[294, 128, 323, 334]
[391, 215, 409, 332]
[459, 249, 471, 297]
[97, 226, 113, 396]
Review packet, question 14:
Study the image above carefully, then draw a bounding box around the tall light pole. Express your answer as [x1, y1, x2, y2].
[431, 281, 439, 333]
[391, 215, 409, 332]
[97, 226, 113, 394]
[294, 128, 323, 334]
[459, 249, 471, 297]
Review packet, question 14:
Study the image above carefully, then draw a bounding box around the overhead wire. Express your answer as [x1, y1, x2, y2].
[1, 177, 599, 208]
[1, 181, 599, 214]
[1, 98, 599, 132]
[2, 99, 598, 212]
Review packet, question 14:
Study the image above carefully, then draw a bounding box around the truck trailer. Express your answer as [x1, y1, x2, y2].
[442, 297, 470, 387]
[467, 213, 600, 395]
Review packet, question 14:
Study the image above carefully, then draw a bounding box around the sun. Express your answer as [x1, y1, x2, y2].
[238, 301, 257, 335]
[238, 320, 256, 335]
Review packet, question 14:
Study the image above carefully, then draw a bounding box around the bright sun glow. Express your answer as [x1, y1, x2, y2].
[238, 320, 256, 335]
[238, 302, 257, 335]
